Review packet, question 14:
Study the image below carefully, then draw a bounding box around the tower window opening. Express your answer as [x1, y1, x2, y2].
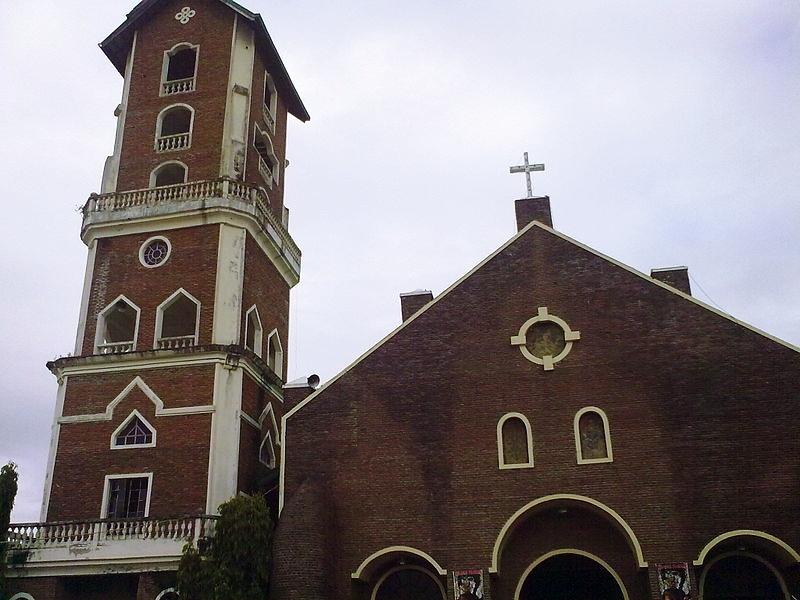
[104, 475, 151, 519]
[161, 43, 198, 95]
[151, 162, 187, 188]
[155, 105, 194, 153]
[112, 411, 156, 448]
[266, 329, 283, 378]
[155, 289, 200, 349]
[245, 306, 263, 356]
[259, 432, 276, 468]
[95, 296, 140, 354]
[497, 413, 534, 469]
[253, 125, 279, 189]
[263, 71, 277, 132]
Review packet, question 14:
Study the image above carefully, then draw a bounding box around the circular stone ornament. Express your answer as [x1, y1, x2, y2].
[139, 236, 172, 268]
[175, 7, 197, 24]
[510, 306, 580, 371]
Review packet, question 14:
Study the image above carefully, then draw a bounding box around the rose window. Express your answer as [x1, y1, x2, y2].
[139, 237, 172, 268]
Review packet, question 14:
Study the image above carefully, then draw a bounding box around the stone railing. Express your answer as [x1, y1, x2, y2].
[262, 103, 276, 132]
[258, 156, 274, 188]
[157, 335, 196, 350]
[162, 77, 196, 96]
[7, 515, 217, 551]
[97, 341, 135, 354]
[156, 132, 191, 153]
[83, 179, 301, 267]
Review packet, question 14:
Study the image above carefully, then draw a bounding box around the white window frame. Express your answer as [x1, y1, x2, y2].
[496, 412, 535, 469]
[138, 235, 173, 269]
[262, 70, 277, 133]
[149, 160, 188, 188]
[266, 328, 284, 377]
[100, 472, 153, 519]
[160, 42, 200, 96]
[574, 406, 614, 464]
[259, 431, 276, 468]
[154, 288, 201, 349]
[154, 103, 195, 152]
[94, 294, 141, 354]
[253, 124, 279, 188]
[110, 409, 157, 450]
[244, 305, 263, 357]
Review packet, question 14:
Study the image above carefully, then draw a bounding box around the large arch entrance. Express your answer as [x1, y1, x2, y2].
[516, 550, 627, 600]
[701, 553, 788, 600]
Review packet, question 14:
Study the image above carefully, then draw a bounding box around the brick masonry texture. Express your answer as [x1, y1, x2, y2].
[116, 0, 234, 191]
[277, 224, 800, 600]
[81, 225, 219, 355]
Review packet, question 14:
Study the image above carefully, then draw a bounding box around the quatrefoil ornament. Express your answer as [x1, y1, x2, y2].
[510, 306, 581, 371]
[175, 7, 196, 24]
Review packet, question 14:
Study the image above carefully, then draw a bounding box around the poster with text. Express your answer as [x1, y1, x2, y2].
[453, 569, 484, 600]
[657, 563, 691, 600]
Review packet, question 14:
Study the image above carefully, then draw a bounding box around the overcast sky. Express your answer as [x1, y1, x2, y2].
[0, 0, 798, 522]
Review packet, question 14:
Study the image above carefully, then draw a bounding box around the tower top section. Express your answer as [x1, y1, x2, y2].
[100, 0, 310, 122]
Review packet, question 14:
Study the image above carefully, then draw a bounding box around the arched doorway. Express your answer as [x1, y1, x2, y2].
[702, 553, 787, 600]
[516, 550, 627, 600]
[372, 566, 445, 600]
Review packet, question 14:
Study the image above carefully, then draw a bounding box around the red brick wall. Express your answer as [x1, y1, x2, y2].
[116, 0, 234, 191]
[241, 231, 290, 380]
[237, 372, 282, 494]
[81, 225, 219, 355]
[47, 366, 214, 520]
[278, 225, 800, 599]
[243, 38, 290, 217]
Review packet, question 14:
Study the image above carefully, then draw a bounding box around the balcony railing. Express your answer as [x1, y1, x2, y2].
[156, 132, 191, 153]
[262, 103, 276, 132]
[162, 77, 196, 96]
[97, 341, 135, 354]
[157, 335, 196, 350]
[83, 179, 301, 268]
[7, 515, 217, 552]
[258, 156, 274, 188]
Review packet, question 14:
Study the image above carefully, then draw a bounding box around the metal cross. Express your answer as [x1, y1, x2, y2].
[509, 152, 545, 198]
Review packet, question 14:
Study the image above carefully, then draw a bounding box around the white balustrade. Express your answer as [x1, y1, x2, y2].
[157, 335, 197, 350]
[98, 341, 134, 354]
[162, 77, 196, 96]
[258, 156, 274, 188]
[156, 132, 191, 153]
[262, 104, 276, 132]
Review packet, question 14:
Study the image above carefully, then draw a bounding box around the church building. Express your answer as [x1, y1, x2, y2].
[5, 1, 800, 600]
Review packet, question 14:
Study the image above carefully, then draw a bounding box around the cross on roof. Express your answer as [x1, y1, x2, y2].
[509, 152, 545, 198]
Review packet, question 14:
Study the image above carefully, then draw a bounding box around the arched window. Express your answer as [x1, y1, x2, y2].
[95, 295, 140, 354]
[155, 289, 200, 349]
[701, 552, 788, 600]
[111, 410, 156, 449]
[262, 71, 277, 131]
[259, 432, 276, 468]
[373, 566, 445, 600]
[245, 305, 263, 357]
[161, 43, 198, 95]
[155, 588, 179, 600]
[150, 161, 188, 187]
[253, 125, 279, 188]
[574, 407, 613, 464]
[9, 593, 36, 600]
[496, 413, 534, 469]
[155, 104, 194, 153]
[266, 329, 283, 377]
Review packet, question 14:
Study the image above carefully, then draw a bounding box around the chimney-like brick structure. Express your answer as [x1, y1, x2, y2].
[400, 290, 434, 321]
[515, 196, 552, 231]
[651, 266, 691, 295]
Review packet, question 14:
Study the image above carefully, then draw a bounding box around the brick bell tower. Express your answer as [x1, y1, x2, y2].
[7, 0, 308, 592]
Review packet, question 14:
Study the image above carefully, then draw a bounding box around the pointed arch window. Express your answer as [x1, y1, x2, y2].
[161, 43, 199, 96]
[574, 407, 613, 464]
[497, 413, 534, 469]
[245, 305, 263, 357]
[155, 289, 200, 349]
[253, 125, 279, 189]
[155, 104, 194, 153]
[259, 431, 276, 468]
[111, 410, 156, 449]
[266, 329, 284, 378]
[150, 161, 188, 187]
[95, 295, 140, 354]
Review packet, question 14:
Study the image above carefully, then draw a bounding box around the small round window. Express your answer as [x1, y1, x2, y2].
[139, 236, 172, 268]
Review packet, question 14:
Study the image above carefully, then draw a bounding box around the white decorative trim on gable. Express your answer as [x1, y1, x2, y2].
[58, 376, 214, 424]
[258, 402, 280, 443]
[510, 306, 580, 371]
[110, 409, 157, 449]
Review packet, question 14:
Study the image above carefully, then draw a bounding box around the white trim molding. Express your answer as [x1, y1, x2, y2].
[266, 328, 284, 379]
[58, 376, 214, 424]
[160, 42, 199, 97]
[139, 235, 173, 269]
[9, 593, 35, 600]
[149, 161, 188, 188]
[74, 239, 98, 355]
[513, 549, 629, 600]
[693, 530, 800, 566]
[94, 294, 141, 355]
[212, 224, 246, 345]
[510, 306, 581, 371]
[244, 305, 263, 357]
[497, 412, 534, 469]
[258, 431, 276, 468]
[351, 545, 448, 580]
[154, 103, 195, 153]
[698, 551, 790, 600]
[258, 402, 280, 443]
[370, 565, 446, 600]
[110, 409, 157, 450]
[154, 288, 201, 349]
[574, 406, 614, 465]
[490, 494, 648, 573]
[100, 472, 153, 519]
[155, 589, 178, 600]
